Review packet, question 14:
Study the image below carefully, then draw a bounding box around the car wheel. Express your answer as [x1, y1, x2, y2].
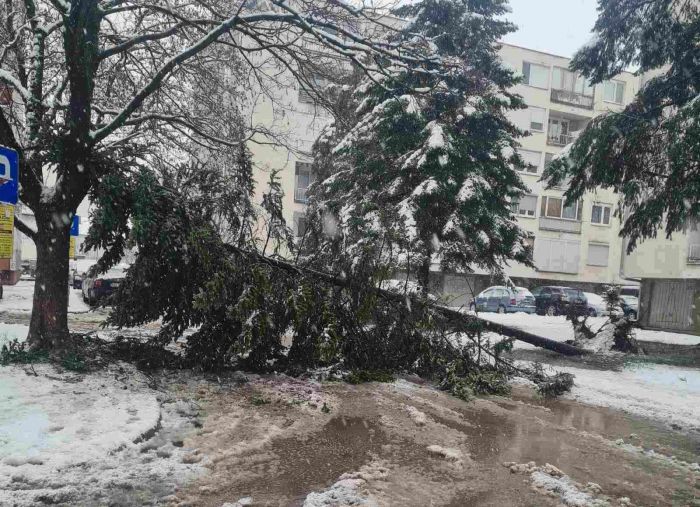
[588, 308, 597, 317]
[546, 305, 556, 317]
[469, 303, 476, 312]
[497, 305, 506, 314]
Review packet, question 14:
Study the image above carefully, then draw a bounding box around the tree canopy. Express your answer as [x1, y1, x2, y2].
[543, 0, 700, 252]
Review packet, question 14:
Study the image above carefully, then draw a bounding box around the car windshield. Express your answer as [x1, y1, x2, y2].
[564, 289, 579, 298]
[620, 295, 638, 305]
[515, 288, 534, 300]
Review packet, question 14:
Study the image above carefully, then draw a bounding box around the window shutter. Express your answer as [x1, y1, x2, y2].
[587, 243, 609, 266]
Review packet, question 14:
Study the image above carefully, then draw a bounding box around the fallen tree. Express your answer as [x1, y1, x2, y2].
[223, 244, 591, 358]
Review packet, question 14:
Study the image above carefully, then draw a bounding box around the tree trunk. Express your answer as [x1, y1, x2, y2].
[27, 214, 71, 350]
[417, 256, 431, 298]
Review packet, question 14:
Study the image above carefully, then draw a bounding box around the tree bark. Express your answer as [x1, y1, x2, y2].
[27, 213, 71, 350]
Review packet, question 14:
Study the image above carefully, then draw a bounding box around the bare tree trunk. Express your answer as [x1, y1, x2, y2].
[418, 256, 431, 298]
[27, 213, 71, 350]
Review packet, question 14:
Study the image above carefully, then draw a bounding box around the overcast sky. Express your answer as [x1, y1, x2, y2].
[502, 0, 600, 58]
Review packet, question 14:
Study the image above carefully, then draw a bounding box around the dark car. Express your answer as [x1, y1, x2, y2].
[531, 286, 587, 316]
[82, 266, 126, 306]
[469, 286, 536, 314]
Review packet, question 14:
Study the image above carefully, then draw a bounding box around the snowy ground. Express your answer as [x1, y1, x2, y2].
[0, 280, 89, 315]
[474, 311, 700, 347]
[0, 362, 203, 505]
[518, 361, 700, 431]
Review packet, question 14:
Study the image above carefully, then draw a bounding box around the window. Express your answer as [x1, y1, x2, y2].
[603, 80, 625, 104]
[587, 243, 610, 267]
[519, 150, 541, 173]
[591, 203, 612, 225]
[522, 62, 549, 88]
[540, 196, 582, 221]
[295, 161, 314, 203]
[528, 107, 546, 132]
[299, 73, 329, 104]
[552, 67, 593, 96]
[533, 238, 581, 274]
[511, 195, 538, 217]
[295, 214, 308, 238]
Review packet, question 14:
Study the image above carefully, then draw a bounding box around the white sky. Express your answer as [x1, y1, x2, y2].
[502, 0, 599, 58]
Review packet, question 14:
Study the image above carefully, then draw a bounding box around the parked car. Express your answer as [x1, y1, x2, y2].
[531, 286, 587, 316]
[619, 285, 640, 298]
[82, 265, 127, 306]
[619, 295, 639, 320]
[469, 286, 536, 314]
[70, 270, 83, 289]
[583, 292, 624, 318]
[583, 292, 607, 317]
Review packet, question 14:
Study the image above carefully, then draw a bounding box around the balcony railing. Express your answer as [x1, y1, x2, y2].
[539, 217, 582, 234]
[689, 244, 700, 264]
[550, 89, 594, 109]
[547, 133, 575, 147]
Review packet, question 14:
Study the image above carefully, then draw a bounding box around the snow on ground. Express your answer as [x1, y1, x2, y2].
[474, 311, 700, 347]
[0, 280, 89, 314]
[520, 361, 700, 430]
[0, 362, 202, 505]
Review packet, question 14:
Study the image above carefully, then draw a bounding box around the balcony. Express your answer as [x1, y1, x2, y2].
[550, 89, 594, 110]
[547, 133, 576, 147]
[689, 244, 700, 264]
[294, 187, 309, 203]
[539, 217, 582, 234]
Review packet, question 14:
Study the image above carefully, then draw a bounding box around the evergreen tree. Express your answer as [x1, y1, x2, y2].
[543, 0, 700, 251]
[308, 0, 532, 292]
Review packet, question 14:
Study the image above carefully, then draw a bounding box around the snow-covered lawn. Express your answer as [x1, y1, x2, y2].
[475, 311, 700, 347]
[0, 363, 202, 505]
[0, 280, 89, 314]
[523, 361, 700, 431]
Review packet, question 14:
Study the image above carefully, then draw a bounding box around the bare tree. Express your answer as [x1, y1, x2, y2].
[0, 0, 434, 349]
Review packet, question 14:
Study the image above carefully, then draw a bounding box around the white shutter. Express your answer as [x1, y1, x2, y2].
[587, 243, 609, 266]
[534, 238, 580, 274]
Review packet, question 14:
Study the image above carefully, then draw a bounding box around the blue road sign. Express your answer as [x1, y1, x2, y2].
[70, 215, 80, 236]
[0, 146, 19, 205]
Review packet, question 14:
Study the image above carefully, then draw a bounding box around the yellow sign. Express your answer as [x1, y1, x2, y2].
[0, 232, 12, 258]
[69, 236, 76, 259]
[0, 204, 13, 232]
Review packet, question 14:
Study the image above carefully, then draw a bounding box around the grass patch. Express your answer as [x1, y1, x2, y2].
[345, 369, 396, 385]
[250, 394, 271, 406]
[1, 340, 49, 366]
[61, 353, 88, 373]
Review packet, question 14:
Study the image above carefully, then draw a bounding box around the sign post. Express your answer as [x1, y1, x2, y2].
[0, 146, 19, 279]
[69, 215, 79, 259]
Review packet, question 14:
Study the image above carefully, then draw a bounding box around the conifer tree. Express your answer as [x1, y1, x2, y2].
[308, 0, 532, 292]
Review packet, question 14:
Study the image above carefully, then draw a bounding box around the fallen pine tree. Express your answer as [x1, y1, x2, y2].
[222, 244, 590, 358]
